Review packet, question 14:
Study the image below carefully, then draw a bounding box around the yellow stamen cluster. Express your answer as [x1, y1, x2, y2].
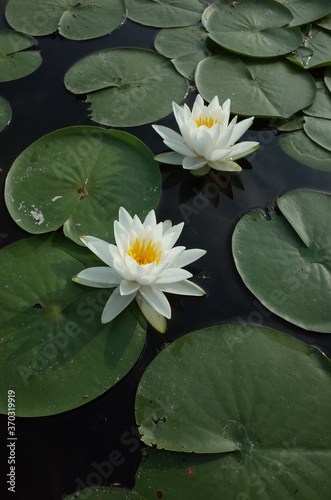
[128, 238, 162, 265]
[195, 115, 221, 128]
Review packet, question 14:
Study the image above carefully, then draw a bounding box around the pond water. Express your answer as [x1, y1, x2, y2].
[0, 3, 331, 499]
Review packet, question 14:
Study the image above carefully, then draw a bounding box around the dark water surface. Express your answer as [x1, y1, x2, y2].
[1, 4, 331, 499]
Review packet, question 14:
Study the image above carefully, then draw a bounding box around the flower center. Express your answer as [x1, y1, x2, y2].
[195, 115, 221, 128]
[128, 238, 162, 266]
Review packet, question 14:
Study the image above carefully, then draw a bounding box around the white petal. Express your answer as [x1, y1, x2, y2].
[154, 151, 184, 165]
[139, 285, 172, 319]
[204, 148, 232, 162]
[114, 225, 129, 257]
[143, 210, 157, 228]
[120, 279, 140, 296]
[152, 124, 185, 143]
[191, 94, 204, 120]
[162, 246, 186, 267]
[163, 139, 196, 157]
[182, 156, 208, 170]
[208, 159, 242, 172]
[159, 279, 206, 296]
[135, 294, 167, 333]
[207, 95, 220, 113]
[162, 223, 184, 249]
[229, 116, 254, 145]
[172, 101, 186, 127]
[118, 206, 133, 230]
[156, 268, 192, 284]
[73, 267, 121, 288]
[80, 236, 114, 267]
[101, 286, 136, 323]
[175, 248, 207, 268]
[229, 141, 259, 160]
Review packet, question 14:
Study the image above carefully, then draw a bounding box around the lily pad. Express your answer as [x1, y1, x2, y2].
[0, 234, 147, 417]
[303, 80, 331, 119]
[274, 0, 331, 27]
[202, 0, 302, 58]
[64, 48, 187, 127]
[134, 324, 331, 465]
[195, 55, 316, 118]
[5, 0, 126, 40]
[279, 129, 331, 171]
[154, 24, 211, 80]
[288, 25, 331, 69]
[303, 116, 331, 151]
[5, 126, 161, 246]
[316, 13, 331, 31]
[125, 0, 206, 28]
[325, 67, 331, 92]
[232, 190, 331, 332]
[0, 30, 42, 82]
[274, 114, 304, 131]
[0, 96, 11, 133]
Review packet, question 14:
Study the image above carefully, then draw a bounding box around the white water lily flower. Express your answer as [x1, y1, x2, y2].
[152, 94, 259, 176]
[73, 207, 206, 333]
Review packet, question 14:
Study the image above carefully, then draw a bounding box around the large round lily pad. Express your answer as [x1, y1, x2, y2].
[125, 0, 206, 28]
[0, 96, 11, 133]
[134, 323, 331, 498]
[279, 130, 331, 171]
[195, 55, 316, 118]
[5, 0, 126, 40]
[303, 80, 331, 119]
[64, 48, 187, 127]
[232, 190, 331, 332]
[0, 30, 42, 82]
[0, 234, 147, 417]
[275, 0, 331, 27]
[64, 487, 142, 499]
[4, 126, 161, 245]
[154, 23, 211, 80]
[202, 0, 302, 58]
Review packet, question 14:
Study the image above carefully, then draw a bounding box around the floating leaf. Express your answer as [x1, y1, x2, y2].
[274, 114, 304, 131]
[125, 0, 206, 28]
[134, 324, 331, 473]
[275, 0, 331, 27]
[303, 80, 331, 119]
[5, 0, 126, 40]
[303, 116, 331, 151]
[232, 190, 331, 332]
[195, 55, 316, 118]
[325, 67, 331, 92]
[0, 96, 11, 133]
[202, 0, 302, 58]
[288, 25, 331, 69]
[154, 23, 211, 80]
[0, 234, 147, 417]
[0, 30, 42, 82]
[64, 48, 187, 127]
[4, 126, 161, 245]
[315, 13, 331, 31]
[279, 129, 331, 171]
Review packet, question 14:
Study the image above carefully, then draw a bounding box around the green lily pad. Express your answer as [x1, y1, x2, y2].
[279, 129, 331, 171]
[134, 324, 331, 461]
[202, 0, 302, 58]
[232, 190, 331, 333]
[303, 80, 331, 119]
[195, 55, 316, 118]
[4, 126, 161, 246]
[0, 234, 147, 417]
[316, 13, 331, 31]
[5, 0, 126, 40]
[154, 23, 211, 80]
[125, 0, 206, 28]
[274, 114, 304, 131]
[64, 48, 187, 127]
[0, 30, 42, 82]
[303, 116, 331, 151]
[275, 0, 331, 27]
[288, 25, 331, 69]
[64, 487, 142, 499]
[0, 96, 11, 133]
